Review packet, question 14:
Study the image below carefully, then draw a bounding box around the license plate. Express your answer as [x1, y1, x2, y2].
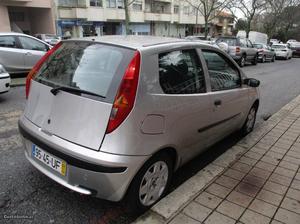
[32, 145, 67, 176]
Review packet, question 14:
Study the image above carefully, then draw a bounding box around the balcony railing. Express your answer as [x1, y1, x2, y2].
[58, 0, 87, 8]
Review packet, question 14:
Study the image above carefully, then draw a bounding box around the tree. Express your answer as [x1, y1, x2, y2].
[263, 0, 300, 40]
[185, 0, 234, 39]
[123, 0, 136, 35]
[231, 0, 266, 38]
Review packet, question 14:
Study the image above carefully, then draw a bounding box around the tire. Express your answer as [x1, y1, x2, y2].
[252, 54, 258, 65]
[126, 152, 173, 213]
[271, 55, 275, 62]
[239, 55, 246, 67]
[240, 104, 258, 136]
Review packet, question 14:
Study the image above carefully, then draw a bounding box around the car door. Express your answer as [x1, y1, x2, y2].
[247, 40, 256, 59]
[200, 49, 250, 143]
[157, 48, 214, 162]
[17, 36, 49, 71]
[0, 35, 25, 73]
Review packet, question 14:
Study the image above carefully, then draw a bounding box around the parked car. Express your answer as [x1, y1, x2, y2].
[253, 43, 276, 62]
[270, 39, 279, 45]
[289, 42, 300, 57]
[18, 36, 260, 211]
[0, 64, 11, 94]
[0, 32, 52, 74]
[216, 36, 258, 67]
[287, 39, 297, 44]
[34, 34, 61, 46]
[271, 44, 293, 60]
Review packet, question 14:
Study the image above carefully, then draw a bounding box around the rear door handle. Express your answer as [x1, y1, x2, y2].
[25, 52, 32, 56]
[214, 99, 222, 106]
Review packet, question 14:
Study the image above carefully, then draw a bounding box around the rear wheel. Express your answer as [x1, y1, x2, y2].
[240, 105, 258, 136]
[239, 55, 246, 67]
[252, 55, 258, 65]
[126, 152, 173, 213]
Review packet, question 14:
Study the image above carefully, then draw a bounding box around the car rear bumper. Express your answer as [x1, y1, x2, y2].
[0, 75, 10, 94]
[18, 115, 149, 201]
[292, 51, 300, 56]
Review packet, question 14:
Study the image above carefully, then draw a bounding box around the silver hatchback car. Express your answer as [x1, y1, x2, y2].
[19, 36, 260, 211]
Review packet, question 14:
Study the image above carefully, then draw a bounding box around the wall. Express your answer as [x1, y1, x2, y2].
[0, 5, 11, 32]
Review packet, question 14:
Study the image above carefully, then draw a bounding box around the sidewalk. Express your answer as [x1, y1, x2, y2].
[134, 95, 300, 224]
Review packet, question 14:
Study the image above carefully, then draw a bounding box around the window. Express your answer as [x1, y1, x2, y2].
[174, 5, 179, 14]
[183, 6, 189, 15]
[18, 36, 48, 51]
[240, 39, 247, 47]
[132, 1, 142, 11]
[0, 36, 17, 48]
[159, 49, 206, 94]
[247, 40, 253, 48]
[35, 42, 130, 99]
[202, 50, 241, 91]
[106, 0, 116, 8]
[117, 0, 124, 8]
[90, 0, 102, 7]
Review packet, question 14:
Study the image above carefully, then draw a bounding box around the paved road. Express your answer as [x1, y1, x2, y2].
[0, 58, 299, 224]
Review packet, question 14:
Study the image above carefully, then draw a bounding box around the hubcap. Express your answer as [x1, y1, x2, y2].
[241, 57, 245, 66]
[246, 108, 256, 133]
[139, 161, 169, 206]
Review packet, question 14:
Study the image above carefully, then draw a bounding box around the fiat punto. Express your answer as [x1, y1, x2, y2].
[19, 36, 260, 211]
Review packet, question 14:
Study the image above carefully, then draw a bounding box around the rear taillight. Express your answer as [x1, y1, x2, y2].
[236, 47, 241, 53]
[106, 51, 141, 134]
[25, 42, 62, 99]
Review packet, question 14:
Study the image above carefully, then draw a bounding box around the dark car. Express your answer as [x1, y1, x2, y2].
[216, 37, 258, 67]
[253, 43, 276, 63]
[290, 42, 300, 57]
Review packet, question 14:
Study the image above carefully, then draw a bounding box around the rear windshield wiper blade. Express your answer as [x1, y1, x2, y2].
[50, 86, 106, 99]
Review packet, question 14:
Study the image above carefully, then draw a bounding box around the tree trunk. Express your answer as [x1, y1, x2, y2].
[246, 20, 251, 38]
[124, 0, 130, 35]
[204, 17, 209, 39]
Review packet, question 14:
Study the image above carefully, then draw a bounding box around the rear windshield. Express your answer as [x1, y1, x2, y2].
[216, 38, 238, 46]
[253, 44, 263, 49]
[272, 45, 286, 49]
[34, 41, 134, 101]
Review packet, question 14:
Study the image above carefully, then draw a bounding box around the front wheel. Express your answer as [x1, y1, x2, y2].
[271, 55, 275, 62]
[240, 105, 258, 136]
[126, 152, 173, 212]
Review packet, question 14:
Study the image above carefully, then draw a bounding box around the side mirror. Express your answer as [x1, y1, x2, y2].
[244, 78, 260, 87]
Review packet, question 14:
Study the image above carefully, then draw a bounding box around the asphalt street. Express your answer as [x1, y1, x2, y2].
[0, 58, 300, 224]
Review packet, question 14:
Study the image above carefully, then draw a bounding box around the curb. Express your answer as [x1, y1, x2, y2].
[10, 78, 26, 87]
[133, 94, 300, 224]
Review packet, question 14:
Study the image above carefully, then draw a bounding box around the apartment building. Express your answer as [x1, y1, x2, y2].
[55, 0, 205, 38]
[0, 0, 55, 35]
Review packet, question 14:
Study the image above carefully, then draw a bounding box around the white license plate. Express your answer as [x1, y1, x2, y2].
[32, 145, 67, 176]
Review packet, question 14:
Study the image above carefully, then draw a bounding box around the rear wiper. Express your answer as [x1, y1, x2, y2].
[50, 86, 106, 98]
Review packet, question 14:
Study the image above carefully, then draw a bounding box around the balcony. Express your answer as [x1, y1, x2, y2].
[144, 12, 171, 22]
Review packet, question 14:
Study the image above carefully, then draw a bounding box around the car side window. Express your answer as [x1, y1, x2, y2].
[240, 39, 246, 47]
[159, 49, 206, 94]
[0, 36, 17, 48]
[247, 40, 253, 48]
[18, 36, 48, 51]
[202, 50, 241, 91]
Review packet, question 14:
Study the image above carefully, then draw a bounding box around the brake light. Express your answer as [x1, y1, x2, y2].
[25, 42, 62, 99]
[236, 47, 241, 53]
[106, 51, 141, 134]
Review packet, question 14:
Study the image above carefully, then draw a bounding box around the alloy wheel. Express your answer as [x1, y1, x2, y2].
[139, 161, 169, 206]
[245, 107, 256, 133]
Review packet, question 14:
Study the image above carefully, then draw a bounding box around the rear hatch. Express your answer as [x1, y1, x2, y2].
[24, 41, 135, 151]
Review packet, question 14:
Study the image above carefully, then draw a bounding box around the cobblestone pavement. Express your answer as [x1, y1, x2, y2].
[135, 96, 300, 224]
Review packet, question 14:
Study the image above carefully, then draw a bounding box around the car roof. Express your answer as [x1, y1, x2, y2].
[70, 35, 190, 49]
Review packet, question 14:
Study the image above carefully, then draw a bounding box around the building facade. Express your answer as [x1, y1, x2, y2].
[0, 0, 56, 35]
[55, 0, 205, 38]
